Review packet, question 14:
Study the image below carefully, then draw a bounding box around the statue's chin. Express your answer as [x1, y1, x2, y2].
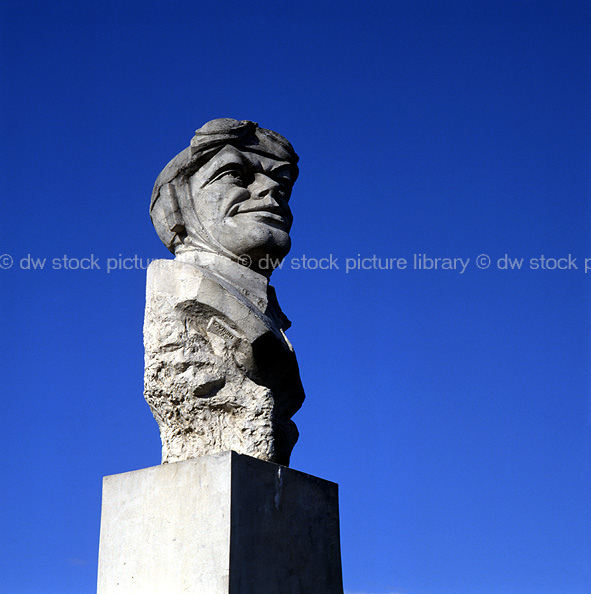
[240, 241, 291, 274]
[220, 226, 291, 272]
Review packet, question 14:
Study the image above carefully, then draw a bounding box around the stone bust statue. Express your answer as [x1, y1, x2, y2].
[144, 119, 305, 466]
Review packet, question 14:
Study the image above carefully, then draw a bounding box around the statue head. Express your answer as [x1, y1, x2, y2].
[150, 119, 299, 276]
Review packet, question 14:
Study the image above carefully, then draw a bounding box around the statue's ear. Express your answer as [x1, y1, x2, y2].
[150, 183, 187, 253]
[160, 184, 185, 235]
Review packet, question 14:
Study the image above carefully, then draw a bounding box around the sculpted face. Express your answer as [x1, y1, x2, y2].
[186, 145, 295, 272]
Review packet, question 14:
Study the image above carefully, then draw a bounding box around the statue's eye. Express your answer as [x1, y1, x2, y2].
[211, 168, 244, 184]
[274, 179, 292, 200]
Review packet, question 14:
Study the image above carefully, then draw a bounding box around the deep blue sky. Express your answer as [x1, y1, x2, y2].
[1, 1, 590, 593]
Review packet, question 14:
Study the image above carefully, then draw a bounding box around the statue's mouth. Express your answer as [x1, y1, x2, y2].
[230, 205, 289, 227]
[231, 203, 282, 215]
[239, 211, 289, 229]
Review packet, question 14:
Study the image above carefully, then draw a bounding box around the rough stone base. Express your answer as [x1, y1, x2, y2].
[97, 451, 343, 594]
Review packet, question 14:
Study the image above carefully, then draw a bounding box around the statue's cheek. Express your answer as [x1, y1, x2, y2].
[226, 186, 250, 204]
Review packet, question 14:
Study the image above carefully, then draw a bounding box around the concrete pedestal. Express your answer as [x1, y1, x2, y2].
[97, 451, 343, 594]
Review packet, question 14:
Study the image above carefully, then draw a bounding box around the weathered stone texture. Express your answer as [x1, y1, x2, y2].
[144, 259, 303, 465]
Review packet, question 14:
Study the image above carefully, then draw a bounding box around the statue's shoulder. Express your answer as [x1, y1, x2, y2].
[145, 258, 271, 344]
[146, 258, 219, 302]
[147, 257, 205, 281]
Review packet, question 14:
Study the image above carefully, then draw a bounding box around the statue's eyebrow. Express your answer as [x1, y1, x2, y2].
[201, 151, 249, 184]
[267, 163, 294, 183]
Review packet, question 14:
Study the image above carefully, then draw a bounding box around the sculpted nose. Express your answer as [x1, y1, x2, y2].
[250, 174, 282, 201]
